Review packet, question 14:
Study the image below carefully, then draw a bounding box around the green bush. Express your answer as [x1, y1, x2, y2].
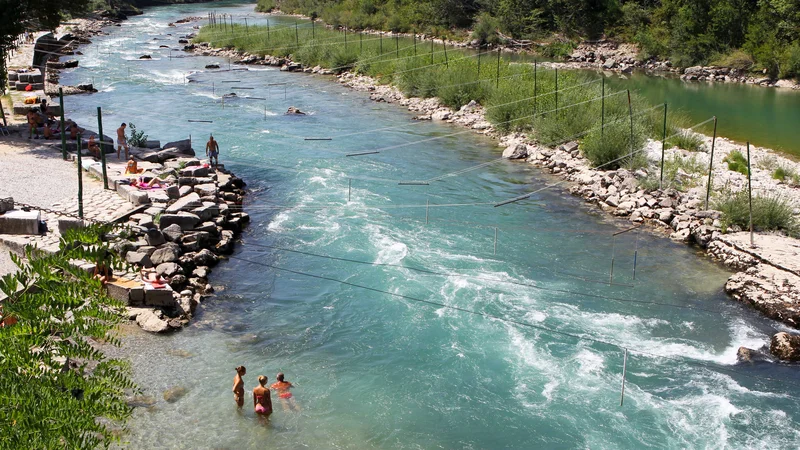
[580, 121, 647, 170]
[714, 189, 798, 235]
[772, 166, 799, 185]
[471, 12, 501, 46]
[256, 0, 277, 12]
[781, 44, 800, 79]
[128, 122, 148, 148]
[723, 150, 749, 175]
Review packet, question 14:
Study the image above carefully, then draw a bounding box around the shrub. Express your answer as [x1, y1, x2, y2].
[710, 49, 754, 71]
[580, 121, 647, 170]
[639, 153, 706, 192]
[781, 44, 800, 79]
[128, 122, 148, 148]
[670, 130, 704, 152]
[714, 189, 798, 235]
[773, 166, 799, 185]
[538, 40, 576, 59]
[723, 150, 749, 175]
[471, 13, 501, 47]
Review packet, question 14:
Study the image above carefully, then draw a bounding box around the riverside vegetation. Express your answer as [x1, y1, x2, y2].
[0, 225, 134, 449]
[255, 0, 800, 80]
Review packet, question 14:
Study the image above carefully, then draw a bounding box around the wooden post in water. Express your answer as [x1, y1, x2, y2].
[76, 133, 84, 218]
[747, 141, 754, 247]
[97, 107, 108, 189]
[705, 116, 718, 210]
[59, 88, 67, 160]
[660, 103, 667, 189]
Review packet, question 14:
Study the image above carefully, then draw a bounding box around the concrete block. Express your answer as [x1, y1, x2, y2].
[58, 217, 87, 234]
[0, 210, 41, 235]
[129, 191, 151, 206]
[143, 284, 176, 307]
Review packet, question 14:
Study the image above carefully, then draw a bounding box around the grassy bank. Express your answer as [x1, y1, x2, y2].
[196, 23, 699, 170]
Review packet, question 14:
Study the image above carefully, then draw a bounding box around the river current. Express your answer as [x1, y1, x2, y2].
[59, 2, 800, 448]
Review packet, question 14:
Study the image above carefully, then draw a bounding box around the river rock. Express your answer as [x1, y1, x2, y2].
[770, 332, 800, 361]
[156, 262, 181, 278]
[150, 244, 181, 264]
[159, 212, 200, 231]
[502, 143, 529, 160]
[162, 223, 183, 242]
[136, 309, 170, 333]
[193, 248, 218, 266]
[166, 185, 180, 199]
[163, 386, 188, 403]
[145, 228, 166, 247]
[194, 184, 217, 197]
[125, 251, 152, 267]
[736, 346, 771, 363]
[166, 192, 202, 213]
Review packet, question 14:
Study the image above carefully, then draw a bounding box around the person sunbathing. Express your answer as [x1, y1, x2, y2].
[88, 135, 101, 159]
[140, 268, 166, 288]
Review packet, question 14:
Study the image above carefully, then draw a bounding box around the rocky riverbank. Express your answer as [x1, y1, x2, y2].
[190, 40, 800, 360]
[561, 41, 800, 90]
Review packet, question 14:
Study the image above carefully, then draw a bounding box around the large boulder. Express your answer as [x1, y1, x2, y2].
[159, 212, 200, 231]
[162, 139, 193, 154]
[162, 223, 184, 242]
[150, 244, 181, 264]
[166, 192, 202, 213]
[135, 309, 171, 333]
[770, 332, 800, 361]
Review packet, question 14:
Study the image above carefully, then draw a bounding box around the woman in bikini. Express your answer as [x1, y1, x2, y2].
[232, 366, 246, 409]
[270, 372, 299, 411]
[253, 375, 273, 416]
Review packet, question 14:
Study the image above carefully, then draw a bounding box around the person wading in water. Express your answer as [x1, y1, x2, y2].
[253, 375, 273, 417]
[232, 366, 246, 409]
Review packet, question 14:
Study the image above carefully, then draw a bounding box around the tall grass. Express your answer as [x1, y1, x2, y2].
[714, 189, 798, 236]
[195, 24, 661, 169]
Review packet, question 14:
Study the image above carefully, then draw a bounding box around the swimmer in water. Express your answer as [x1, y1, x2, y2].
[232, 366, 246, 409]
[253, 375, 273, 417]
[270, 372, 299, 411]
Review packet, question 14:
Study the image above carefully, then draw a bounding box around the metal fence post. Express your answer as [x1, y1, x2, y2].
[747, 141, 754, 247]
[59, 87, 67, 160]
[97, 107, 108, 189]
[704, 116, 718, 210]
[77, 133, 84, 218]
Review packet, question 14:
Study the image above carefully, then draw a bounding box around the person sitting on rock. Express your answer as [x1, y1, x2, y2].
[125, 156, 143, 174]
[88, 135, 101, 159]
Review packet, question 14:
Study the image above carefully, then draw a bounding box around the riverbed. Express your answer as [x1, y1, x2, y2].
[59, 2, 800, 448]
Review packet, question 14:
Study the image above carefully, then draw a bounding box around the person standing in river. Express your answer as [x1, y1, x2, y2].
[232, 366, 246, 409]
[253, 375, 273, 416]
[206, 134, 220, 168]
[116, 123, 129, 160]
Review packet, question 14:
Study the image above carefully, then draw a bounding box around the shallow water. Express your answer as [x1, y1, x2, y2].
[59, 2, 800, 448]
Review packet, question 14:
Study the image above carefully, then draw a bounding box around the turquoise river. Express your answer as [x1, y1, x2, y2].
[59, 2, 800, 448]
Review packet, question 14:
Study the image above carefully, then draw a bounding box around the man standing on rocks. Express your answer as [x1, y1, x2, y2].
[206, 134, 219, 168]
[116, 123, 129, 160]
